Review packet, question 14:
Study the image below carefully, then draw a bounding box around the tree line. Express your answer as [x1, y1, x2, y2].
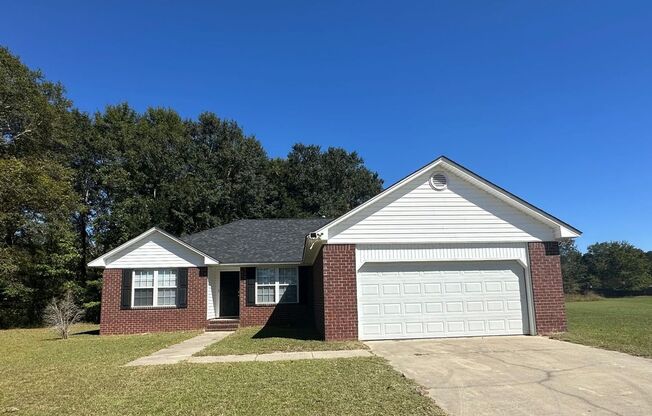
[561, 240, 652, 295]
[0, 46, 383, 327]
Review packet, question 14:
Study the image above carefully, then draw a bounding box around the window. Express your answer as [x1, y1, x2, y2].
[255, 267, 298, 304]
[132, 269, 177, 307]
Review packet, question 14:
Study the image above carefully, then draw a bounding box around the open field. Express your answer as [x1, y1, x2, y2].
[552, 296, 652, 358]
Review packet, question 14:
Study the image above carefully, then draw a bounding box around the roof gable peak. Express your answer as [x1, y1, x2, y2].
[316, 155, 580, 240]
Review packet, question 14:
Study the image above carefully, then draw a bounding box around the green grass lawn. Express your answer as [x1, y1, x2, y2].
[552, 296, 652, 358]
[197, 325, 367, 356]
[0, 325, 444, 415]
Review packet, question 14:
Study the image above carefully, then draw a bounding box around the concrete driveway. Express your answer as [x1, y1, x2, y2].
[367, 336, 652, 416]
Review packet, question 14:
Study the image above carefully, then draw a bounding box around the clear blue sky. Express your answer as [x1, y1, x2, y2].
[3, 1, 651, 251]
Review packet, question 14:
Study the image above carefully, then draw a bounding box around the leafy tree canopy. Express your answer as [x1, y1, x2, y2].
[584, 241, 652, 292]
[0, 46, 384, 327]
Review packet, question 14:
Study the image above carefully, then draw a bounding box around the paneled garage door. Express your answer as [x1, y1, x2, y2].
[357, 261, 530, 340]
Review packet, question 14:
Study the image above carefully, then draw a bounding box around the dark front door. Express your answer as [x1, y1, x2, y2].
[220, 271, 240, 317]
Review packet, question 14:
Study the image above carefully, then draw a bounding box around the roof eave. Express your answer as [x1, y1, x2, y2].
[87, 227, 219, 268]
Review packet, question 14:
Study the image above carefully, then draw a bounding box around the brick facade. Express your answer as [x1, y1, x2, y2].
[99, 241, 565, 338]
[528, 241, 567, 334]
[238, 267, 312, 327]
[318, 244, 358, 341]
[99, 268, 207, 335]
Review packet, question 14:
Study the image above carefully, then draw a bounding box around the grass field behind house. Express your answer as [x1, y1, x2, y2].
[197, 325, 367, 356]
[0, 324, 444, 416]
[553, 296, 652, 358]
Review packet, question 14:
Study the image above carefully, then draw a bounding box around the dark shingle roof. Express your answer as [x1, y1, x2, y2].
[180, 218, 332, 264]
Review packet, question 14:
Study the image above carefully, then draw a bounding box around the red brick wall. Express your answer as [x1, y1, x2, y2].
[99, 268, 207, 335]
[238, 267, 312, 327]
[528, 242, 567, 334]
[321, 244, 358, 341]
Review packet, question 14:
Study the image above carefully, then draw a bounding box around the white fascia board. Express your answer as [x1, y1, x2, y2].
[441, 162, 581, 239]
[87, 227, 219, 268]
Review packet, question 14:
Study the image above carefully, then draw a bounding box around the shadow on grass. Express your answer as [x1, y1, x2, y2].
[252, 325, 322, 341]
[43, 328, 100, 341]
[73, 328, 100, 336]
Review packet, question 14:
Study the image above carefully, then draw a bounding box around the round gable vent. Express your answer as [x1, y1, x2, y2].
[429, 173, 447, 190]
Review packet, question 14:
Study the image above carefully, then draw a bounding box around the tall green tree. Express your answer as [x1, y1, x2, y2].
[559, 240, 590, 293]
[0, 47, 80, 327]
[0, 45, 388, 327]
[559, 240, 588, 293]
[92, 105, 191, 246]
[0, 158, 79, 326]
[185, 112, 270, 231]
[584, 241, 652, 292]
[272, 144, 383, 218]
[0, 46, 72, 159]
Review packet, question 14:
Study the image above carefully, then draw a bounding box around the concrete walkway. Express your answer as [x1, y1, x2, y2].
[188, 349, 372, 363]
[125, 331, 233, 366]
[125, 331, 372, 366]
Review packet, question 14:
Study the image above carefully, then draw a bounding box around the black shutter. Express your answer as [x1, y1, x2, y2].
[177, 268, 188, 308]
[121, 269, 132, 309]
[246, 267, 255, 306]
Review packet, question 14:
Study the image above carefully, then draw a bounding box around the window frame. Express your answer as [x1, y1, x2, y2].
[131, 269, 178, 308]
[254, 267, 299, 305]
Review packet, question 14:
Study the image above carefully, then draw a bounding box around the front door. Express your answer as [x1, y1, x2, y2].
[219, 271, 240, 317]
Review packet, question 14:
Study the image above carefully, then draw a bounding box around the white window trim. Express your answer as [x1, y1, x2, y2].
[255, 267, 299, 305]
[132, 269, 178, 308]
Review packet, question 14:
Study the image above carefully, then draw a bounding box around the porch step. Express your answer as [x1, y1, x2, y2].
[206, 318, 240, 332]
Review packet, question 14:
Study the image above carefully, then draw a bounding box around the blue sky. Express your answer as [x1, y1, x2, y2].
[2, 1, 651, 251]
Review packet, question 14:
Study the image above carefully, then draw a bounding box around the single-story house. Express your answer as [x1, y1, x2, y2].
[89, 156, 580, 340]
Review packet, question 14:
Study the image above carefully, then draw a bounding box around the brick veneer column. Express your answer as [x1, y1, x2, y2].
[528, 242, 567, 334]
[321, 244, 358, 340]
[99, 268, 207, 335]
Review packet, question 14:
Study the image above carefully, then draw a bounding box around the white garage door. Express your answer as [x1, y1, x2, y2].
[357, 261, 529, 340]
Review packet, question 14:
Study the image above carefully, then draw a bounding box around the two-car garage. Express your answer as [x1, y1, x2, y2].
[312, 158, 579, 341]
[355, 245, 533, 341]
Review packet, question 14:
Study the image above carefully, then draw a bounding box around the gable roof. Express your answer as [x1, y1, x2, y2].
[87, 227, 220, 268]
[315, 156, 581, 240]
[180, 218, 332, 264]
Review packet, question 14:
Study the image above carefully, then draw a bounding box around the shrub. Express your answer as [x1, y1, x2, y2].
[43, 291, 84, 339]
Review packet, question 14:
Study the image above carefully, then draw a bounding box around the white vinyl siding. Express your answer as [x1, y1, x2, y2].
[328, 168, 556, 243]
[105, 233, 204, 268]
[356, 243, 529, 269]
[255, 267, 299, 304]
[207, 270, 218, 319]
